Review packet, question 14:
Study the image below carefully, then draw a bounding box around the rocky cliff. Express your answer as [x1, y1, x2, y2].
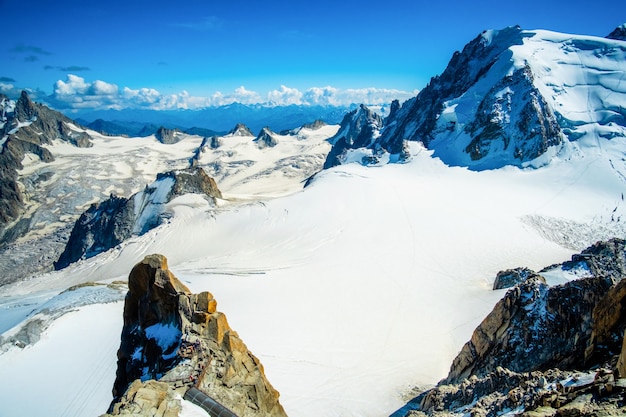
[0, 91, 93, 242]
[104, 254, 286, 417]
[55, 167, 222, 269]
[394, 238, 626, 416]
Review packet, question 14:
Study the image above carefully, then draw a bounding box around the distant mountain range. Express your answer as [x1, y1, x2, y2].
[72, 102, 364, 136]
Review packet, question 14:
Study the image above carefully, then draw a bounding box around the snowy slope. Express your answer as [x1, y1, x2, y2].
[0, 122, 336, 283]
[2, 135, 625, 416]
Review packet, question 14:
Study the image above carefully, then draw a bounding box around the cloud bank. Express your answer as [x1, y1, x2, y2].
[47, 75, 417, 111]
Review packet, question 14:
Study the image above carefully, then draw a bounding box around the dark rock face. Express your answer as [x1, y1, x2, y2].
[607, 24, 626, 41]
[0, 91, 93, 242]
[209, 135, 222, 149]
[108, 254, 287, 417]
[55, 167, 221, 269]
[155, 126, 182, 144]
[254, 126, 278, 148]
[463, 64, 561, 162]
[492, 266, 535, 290]
[323, 104, 384, 169]
[54, 195, 135, 270]
[302, 119, 327, 130]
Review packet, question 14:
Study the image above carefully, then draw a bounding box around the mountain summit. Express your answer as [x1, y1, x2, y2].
[327, 26, 626, 170]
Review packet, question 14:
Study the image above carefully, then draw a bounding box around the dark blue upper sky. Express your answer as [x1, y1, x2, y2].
[1, 0, 624, 110]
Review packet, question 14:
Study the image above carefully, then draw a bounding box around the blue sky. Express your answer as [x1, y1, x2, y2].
[1, 0, 624, 110]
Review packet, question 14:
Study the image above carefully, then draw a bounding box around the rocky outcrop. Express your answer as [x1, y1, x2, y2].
[254, 126, 278, 148]
[446, 274, 614, 384]
[55, 167, 222, 269]
[105, 380, 181, 417]
[323, 104, 387, 169]
[54, 195, 135, 270]
[302, 119, 327, 130]
[0, 91, 93, 242]
[393, 367, 626, 417]
[155, 126, 183, 144]
[105, 254, 286, 417]
[607, 23, 626, 41]
[492, 267, 535, 290]
[395, 238, 626, 416]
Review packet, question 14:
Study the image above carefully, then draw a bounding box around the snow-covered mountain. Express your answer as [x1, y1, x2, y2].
[329, 26, 626, 171]
[0, 25, 625, 417]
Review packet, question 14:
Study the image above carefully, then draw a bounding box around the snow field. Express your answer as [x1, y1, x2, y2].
[1, 128, 625, 416]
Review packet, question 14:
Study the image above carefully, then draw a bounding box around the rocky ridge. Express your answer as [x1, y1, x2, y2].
[0, 91, 93, 242]
[393, 238, 626, 416]
[104, 254, 286, 417]
[55, 167, 222, 270]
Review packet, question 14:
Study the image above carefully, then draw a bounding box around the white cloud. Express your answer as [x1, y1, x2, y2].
[47, 75, 417, 111]
[54, 74, 90, 96]
[268, 85, 304, 105]
[0, 83, 15, 93]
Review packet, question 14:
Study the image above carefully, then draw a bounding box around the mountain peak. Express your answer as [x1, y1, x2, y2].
[228, 123, 254, 136]
[14, 90, 37, 123]
[325, 26, 626, 170]
[254, 126, 278, 148]
[607, 23, 626, 41]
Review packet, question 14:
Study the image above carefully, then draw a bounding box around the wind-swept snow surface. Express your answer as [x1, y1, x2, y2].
[2, 139, 624, 416]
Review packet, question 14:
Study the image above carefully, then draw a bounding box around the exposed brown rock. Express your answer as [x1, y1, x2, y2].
[445, 274, 613, 384]
[108, 254, 287, 417]
[103, 380, 180, 417]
